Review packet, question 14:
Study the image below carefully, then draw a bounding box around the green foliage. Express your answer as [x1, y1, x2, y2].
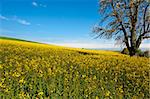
[121, 48, 149, 57]
[142, 50, 150, 58]
[135, 49, 143, 56]
[135, 49, 150, 57]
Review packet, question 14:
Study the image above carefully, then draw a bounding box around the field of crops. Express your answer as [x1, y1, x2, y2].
[0, 39, 149, 99]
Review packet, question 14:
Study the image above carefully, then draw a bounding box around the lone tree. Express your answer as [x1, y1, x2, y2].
[94, 0, 150, 56]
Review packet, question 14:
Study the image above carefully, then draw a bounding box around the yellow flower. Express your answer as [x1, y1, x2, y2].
[38, 92, 44, 96]
[82, 75, 86, 78]
[105, 91, 110, 97]
[0, 39, 149, 98]
[96, 96, 99, 99]
[19, 79, 25, 83]
[93, 75, 97, 80]
[12, 72, 21, 77]
[0, 64, 3, 69]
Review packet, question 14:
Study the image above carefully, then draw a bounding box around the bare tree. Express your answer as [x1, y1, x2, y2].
[94, 0, 150, 56]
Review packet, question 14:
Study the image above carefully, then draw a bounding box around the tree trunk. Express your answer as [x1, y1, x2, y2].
[130, 21, 137, 56]
[129, 48, 137, 56]
[128, 45, 140, 56]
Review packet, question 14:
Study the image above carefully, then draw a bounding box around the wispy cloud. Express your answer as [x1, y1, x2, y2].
[39, 4, 47, 8]
[140, 43, 150, 49]
[17, 19, 31, 25]
[49, 42, 119, 49]
[32, 1, 47, 8]
[13, 16, 31, 25]
[0, 15, 9, 20]
[0, 15, 31, 26]
[32, 2, 38, 7]
[49, 42, 150, 49]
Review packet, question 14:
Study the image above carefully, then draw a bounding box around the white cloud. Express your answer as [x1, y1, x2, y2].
[13, 16, 31, 25]
[50, 42, 120, 49]
[17, 19, 31, 25]
[0, 15, 31, 26]
[32, 1, 47, 8]
[48, 42, 150, 50]
[32, 2, 38, 7]
[140, 43, 150, 48]
[0, 15, 9, 20]
[39, 4, 47, 8]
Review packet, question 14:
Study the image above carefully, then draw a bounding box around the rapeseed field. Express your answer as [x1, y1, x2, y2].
[0, 39, 149, 99]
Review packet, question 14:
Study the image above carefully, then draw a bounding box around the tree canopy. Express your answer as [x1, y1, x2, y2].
[94, 0, 150, 56]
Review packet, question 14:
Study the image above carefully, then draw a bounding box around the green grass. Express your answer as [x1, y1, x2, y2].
[0, 36, 40, 44]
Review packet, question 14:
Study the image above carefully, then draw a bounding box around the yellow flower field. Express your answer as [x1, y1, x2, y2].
[0, 39, 149, 99]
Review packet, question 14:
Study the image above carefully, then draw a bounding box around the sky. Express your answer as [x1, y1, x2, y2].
[0, 0, 149, 49]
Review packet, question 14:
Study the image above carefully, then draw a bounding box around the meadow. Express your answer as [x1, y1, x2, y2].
[0, 39, 149, 99]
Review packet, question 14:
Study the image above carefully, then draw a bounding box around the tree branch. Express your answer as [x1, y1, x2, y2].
[136, 4, 149, 48]
[143, 36, 150, 39]
[147, 23, 149, 31]
[143, 4, 149, 35]
[110, 1, 130, 50]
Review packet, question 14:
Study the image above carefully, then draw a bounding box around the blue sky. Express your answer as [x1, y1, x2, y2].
[0, 0, 149, 49]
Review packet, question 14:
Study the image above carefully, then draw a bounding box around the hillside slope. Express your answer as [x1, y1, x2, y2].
[0, 39, 149, 98]
[0, 36, 39, 43]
